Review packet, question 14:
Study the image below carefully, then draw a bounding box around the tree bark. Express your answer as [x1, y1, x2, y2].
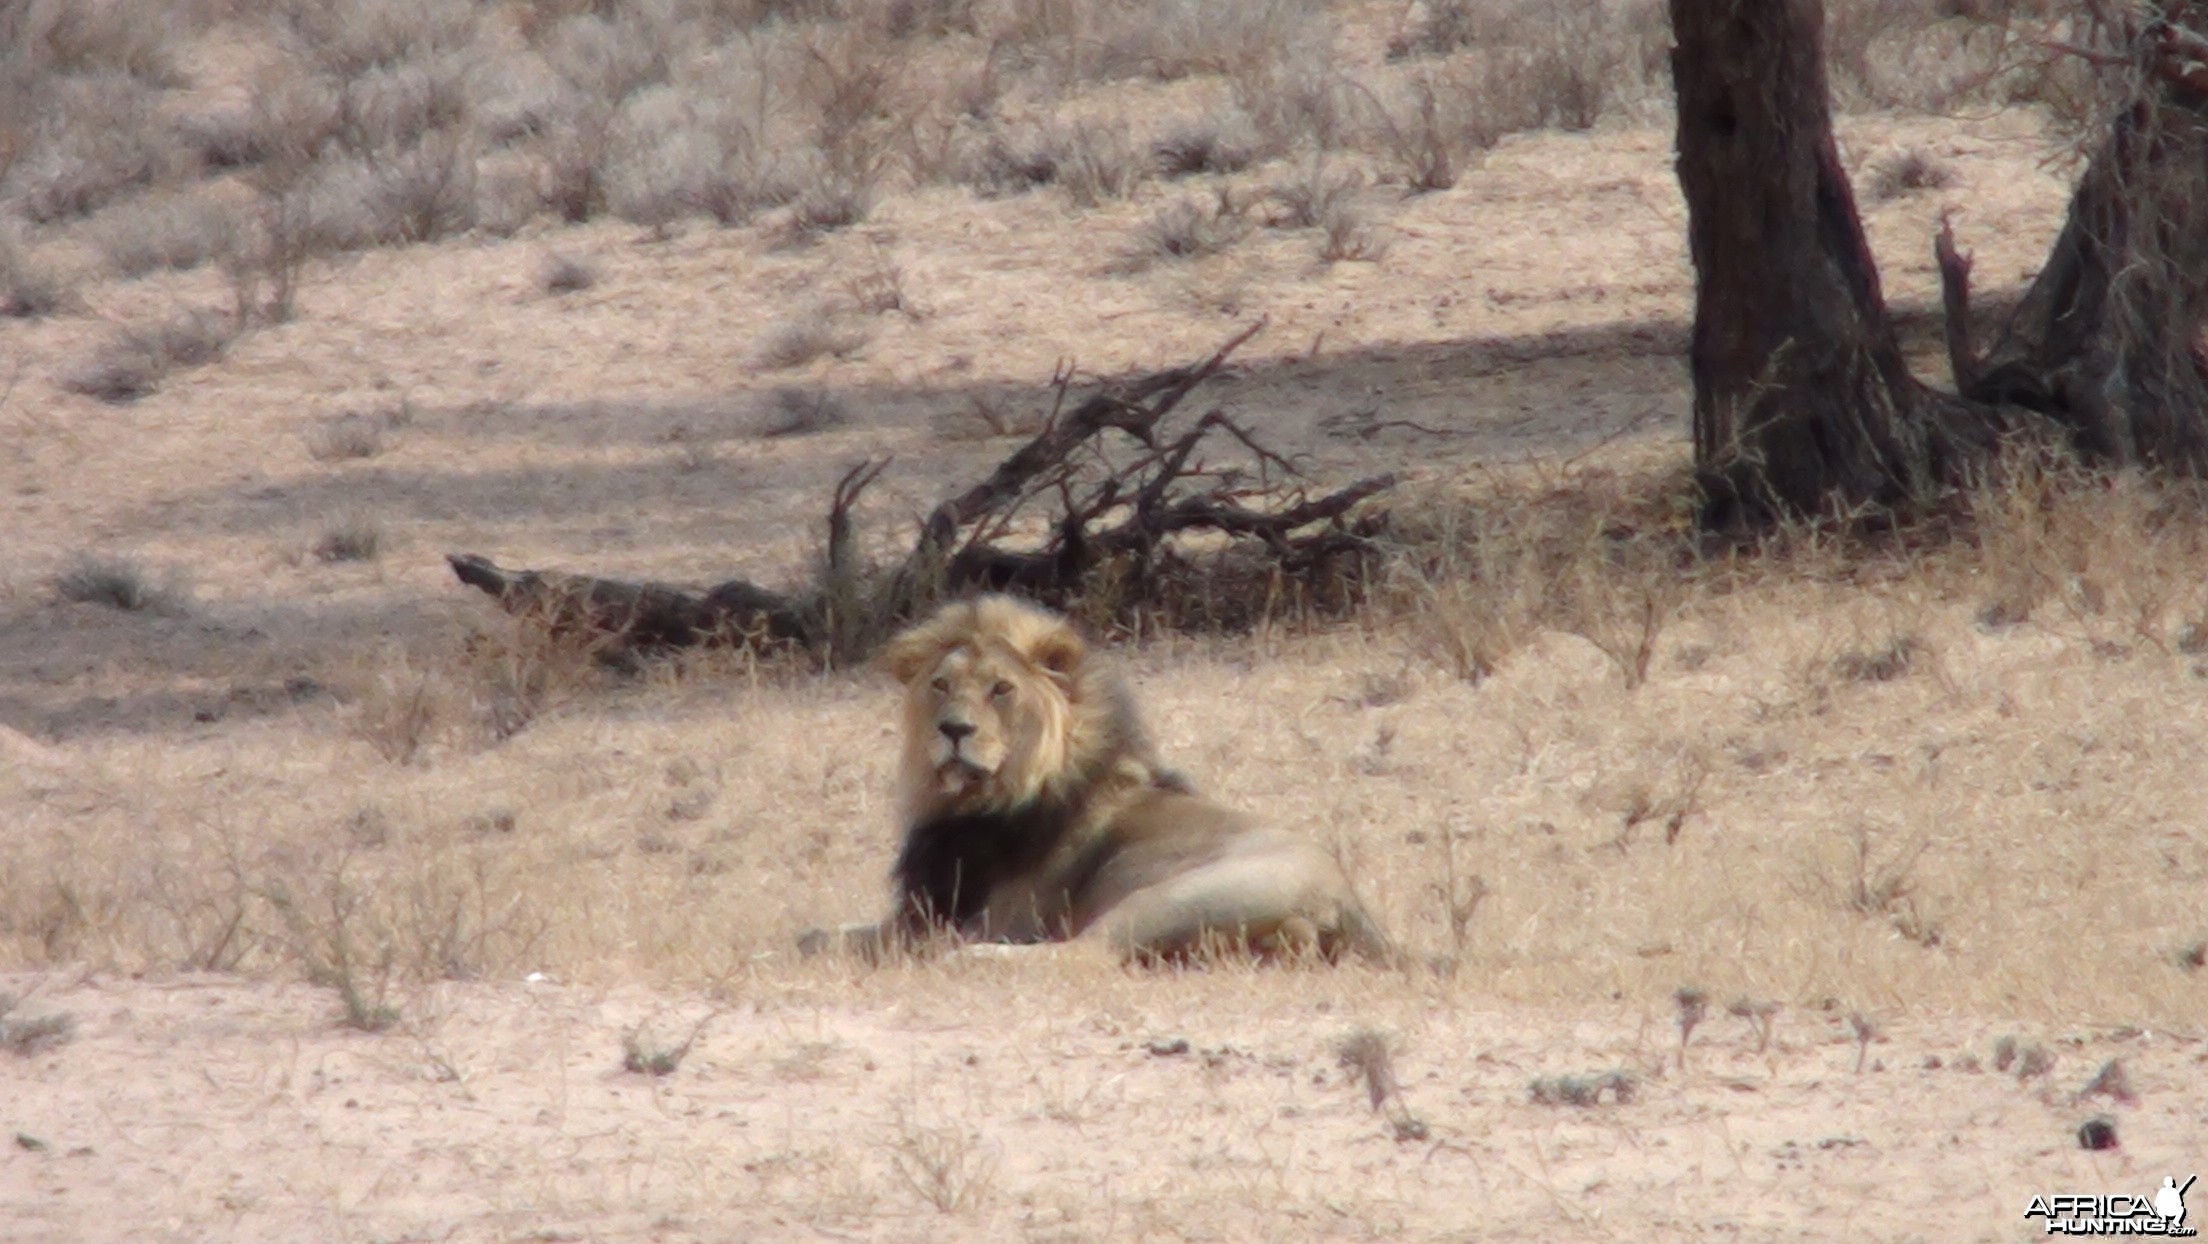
[1669, 0, 1994, 527]
[1942, 15, 2208, 469]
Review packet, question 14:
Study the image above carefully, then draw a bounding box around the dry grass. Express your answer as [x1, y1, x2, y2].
[0, 229, 74, 318]
[52, 553, 187, 614]
[1131, 192, 1253, 265]
[314, 512, 384, 563]
[7, 457, 2208, 1038]
[59, 308, 240, 403]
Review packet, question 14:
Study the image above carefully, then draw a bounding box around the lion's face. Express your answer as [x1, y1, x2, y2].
[882, 597, 1089, 816]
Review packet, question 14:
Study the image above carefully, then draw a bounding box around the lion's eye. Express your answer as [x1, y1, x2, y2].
[930, 677, 951, 694]
[989, 680, 1014, 699]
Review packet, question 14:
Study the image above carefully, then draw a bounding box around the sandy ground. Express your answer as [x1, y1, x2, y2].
[4, 72, 2205, 1243]
[5, 970, 2204, 1243]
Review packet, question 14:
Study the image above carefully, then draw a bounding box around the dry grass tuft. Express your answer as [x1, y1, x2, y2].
[759, 386, 850, 438]
[305, 406, 407, 462]
[888, 1113, 998, 1213]
[541, 251, 597, 294]
[52, 553, 187, 614]
[60, 309, 240, 403]
[754, 316, 870, 371]
[0, 231, 75, 318]
[621, 1013, 712, 1076]
[1153, 114, 1263, 179]
[0, 994, 77, 1058]
[1529, 1069, 1637, 1106]
[315, 513, 384, 563]
[1131, 192, 1252, 265]
[1866, 147, 1958, 202]
[93, 192, 237, 278]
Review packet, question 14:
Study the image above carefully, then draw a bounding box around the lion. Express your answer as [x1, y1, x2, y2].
[798, 594, 1398, 965]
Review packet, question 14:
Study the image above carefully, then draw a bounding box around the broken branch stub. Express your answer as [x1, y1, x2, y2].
[447, 321, 1397, 661]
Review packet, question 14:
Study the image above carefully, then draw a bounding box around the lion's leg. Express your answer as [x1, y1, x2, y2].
[1087, 855, 1339, 962]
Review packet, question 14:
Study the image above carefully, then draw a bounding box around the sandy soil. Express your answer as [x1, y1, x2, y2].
[5, 969, 2203, 1243]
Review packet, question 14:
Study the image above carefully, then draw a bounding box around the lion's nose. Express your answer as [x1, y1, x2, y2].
[939, 720, 976, 744]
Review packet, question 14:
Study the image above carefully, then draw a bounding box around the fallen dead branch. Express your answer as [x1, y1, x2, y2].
[447, 321, 1397, 661]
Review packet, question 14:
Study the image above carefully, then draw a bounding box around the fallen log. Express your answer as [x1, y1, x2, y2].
[447, 322, 1398, 661]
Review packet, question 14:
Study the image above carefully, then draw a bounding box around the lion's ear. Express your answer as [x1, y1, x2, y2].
[879, 631, 940, 686]
[1026, 626, 1087, 688]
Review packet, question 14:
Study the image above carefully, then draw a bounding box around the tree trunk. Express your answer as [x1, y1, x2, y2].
[1669, 0, 1991, 527]
[1943, 16, 2208, 469]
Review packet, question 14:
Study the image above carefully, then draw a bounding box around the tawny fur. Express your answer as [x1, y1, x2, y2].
[799, 595, 1398, 965]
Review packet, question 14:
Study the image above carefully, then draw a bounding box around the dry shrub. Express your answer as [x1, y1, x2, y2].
[17, 0, 186, 84]
[600, 73, 789, 229]
[305, 406, 408, 462]
[760, 386, 849, 437]
[1382, 468, 1694, 684]
[1865, 148, 1957, 203]
[541, 251, 597, 293]
[888, 1113, 998, 1214]
[1826, 0, 2060, 111]
[955, 125, 1064, 197]
[754, 316, 869, 370]
[1958, 450, 2208, 648]
[776, 180, 873, 245]
[0, 231, 73, 319]
[1131, 192, 1252, 265]
[5, 73, 173, 222]
[92, 191, 238, 278]
[284, 0, 482, 82]
[315, 513, 384, 563]
[60, 309, 239, 403]
[1360, 71, 1490, 193]
[1230, 24, 1357, 152]
[52, 552, 188, 614]
[1153, 111, 1265, 178]
[1054, 118, 1149, 208]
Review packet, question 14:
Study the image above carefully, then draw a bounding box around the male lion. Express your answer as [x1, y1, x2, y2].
[799, 595, 1397, 965]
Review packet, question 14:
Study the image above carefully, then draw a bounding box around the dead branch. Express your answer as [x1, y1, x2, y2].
[1933, 211, 1979, 395]
[446, 320, 1396, 660]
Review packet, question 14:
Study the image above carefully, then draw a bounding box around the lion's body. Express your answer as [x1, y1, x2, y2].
[803, 595, 1396, 965]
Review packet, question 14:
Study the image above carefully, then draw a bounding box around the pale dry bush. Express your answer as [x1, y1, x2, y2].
[1382, 0, 1669, 131]
[92, 190, 237, 278]
[3, 71, 175, 223]
[0, 227, 74, 318]
[1381, 467, 1694, 685]
[1957, 449, 2208, 649]
[60, 308, 240, 403]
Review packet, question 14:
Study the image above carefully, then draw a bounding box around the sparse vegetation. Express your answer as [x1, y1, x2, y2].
[1132, 193, 1251, 265]
[93, 191, 236, 278]
[754, 316, 868, 370]
[305, 409, 403, 462]
[759, 386, 849, 438]
[0, 994, 77, 1057]
[316, 513, 384, 563]
[0, 231, 73, 317]
[541, 251, 597, 294]
[621, 1013, 711, 1076]
[1530, 1069, 1638, 1106]
[53, 554, 185, 614]
[60, 309, 239, 403]
[888, 1113, 998, 1213]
